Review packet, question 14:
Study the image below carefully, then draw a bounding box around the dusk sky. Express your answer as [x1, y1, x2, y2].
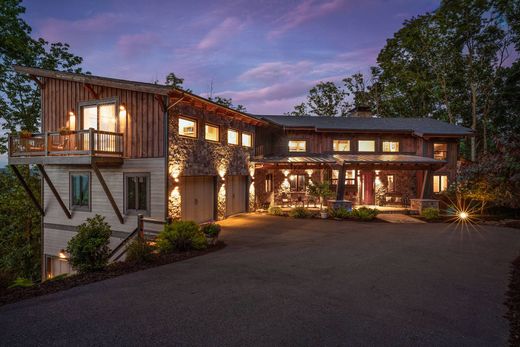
[23, 0, 439, 114]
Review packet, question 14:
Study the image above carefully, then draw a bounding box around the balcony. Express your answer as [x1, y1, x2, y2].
[8, 129, 124, 165]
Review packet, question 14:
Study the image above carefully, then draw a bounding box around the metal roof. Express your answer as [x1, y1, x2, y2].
[255, 115, 472, 137]
[254, 155, 337, 164]
[334, 154, 445, 165]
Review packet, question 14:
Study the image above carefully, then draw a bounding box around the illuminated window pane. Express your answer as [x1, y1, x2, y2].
[288, 140, 306, 152]
[358, 140, 375, 152]
[434, 143, 448, 160]
[433, 175, 448, 193]
[382, 141, 399, 152]
[179, 117, 197, 138]
[227, 129, 239, 145]
[242, 132, 252, 147]
[387, 175, 395, 192]
[205, 124, 219, 142]
[333, 139, 350, 152]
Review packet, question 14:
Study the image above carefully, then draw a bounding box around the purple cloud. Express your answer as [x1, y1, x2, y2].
[196, 17, 245, 50]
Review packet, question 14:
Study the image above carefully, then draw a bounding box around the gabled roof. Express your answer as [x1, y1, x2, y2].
[13, 65, 267, 126]
[256, 115, 472, 137]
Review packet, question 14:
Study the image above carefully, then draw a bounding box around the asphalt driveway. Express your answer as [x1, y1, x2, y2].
[1, 214, 520, 346]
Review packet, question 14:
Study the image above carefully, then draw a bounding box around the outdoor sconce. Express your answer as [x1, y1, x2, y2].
[59, 249, 68, 259]
[305, 169, 313, 177]
[68, 111, 76, 130]
[283, 169, 290, 177]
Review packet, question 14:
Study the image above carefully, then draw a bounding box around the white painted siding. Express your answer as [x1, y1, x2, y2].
[43, 158, 166, 257]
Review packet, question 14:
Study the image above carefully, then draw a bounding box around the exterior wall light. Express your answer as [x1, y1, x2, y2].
[59, 249, 68, 259]
[68, 111, 76, 130]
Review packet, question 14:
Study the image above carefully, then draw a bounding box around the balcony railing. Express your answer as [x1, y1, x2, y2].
[9, 128, 124, 158]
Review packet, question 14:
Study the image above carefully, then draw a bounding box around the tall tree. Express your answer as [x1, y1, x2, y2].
[164, 72, 193, 93]
[307, 81, 349, 117]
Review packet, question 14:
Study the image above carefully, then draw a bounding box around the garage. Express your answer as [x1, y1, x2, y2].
[226, 175, 247, 217]
[180, 176, 215, 224]
[46, 256, 73, 279]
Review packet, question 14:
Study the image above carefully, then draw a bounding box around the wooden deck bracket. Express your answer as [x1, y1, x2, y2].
[91, 162, 124, 224]
[9, 165, 45, 215]
[84, 83, 100, 99]
[155, 94, 167, 113]
[29, 75, 45, 89]
[420, 170, 430, 199]
[36, 164, 71, 219]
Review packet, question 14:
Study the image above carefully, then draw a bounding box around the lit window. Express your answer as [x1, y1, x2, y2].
[333, 139, 350, 152]
[205, 124, 219, 142]
[288, 140, 306, 152]
[179, 117, 197, 138]
[289, 174, 306, 192]
[331, 169, 356, 185]
[227, 129, 239, 145]
[434, 143, 448, 160]
[358, 140, 375, 152]
[70, 172, 90, 211]
[387, 175, 395, 192]
[125, 174, 149, 214]
[382, 141, 399, 152]
[242, 132, 252, 147]
[265, 174, 273, 193]
[433, 175, 448, 193]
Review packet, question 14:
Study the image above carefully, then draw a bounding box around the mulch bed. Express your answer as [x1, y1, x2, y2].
[506, 254, 520, 345]
[0, 242, 226, 307]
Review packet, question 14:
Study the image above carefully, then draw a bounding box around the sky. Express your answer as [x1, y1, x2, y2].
[0, 0, 439, 167]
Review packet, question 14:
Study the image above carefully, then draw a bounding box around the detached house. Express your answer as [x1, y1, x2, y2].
[7, 66, 472, 278]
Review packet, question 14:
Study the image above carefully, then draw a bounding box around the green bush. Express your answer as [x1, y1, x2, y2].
[421, 207, 440, 221]
[329, 207, 352, 219]
[157, 221, 207, 253]
[268, 206, 284, 216]
[8, 277, 33, 289]
[125, 238, 156, 263]
[352, 207, 379, 221]
[289, 206, 310, 218]
[201, 223, 221, 237]
[66, 215, 112, 273]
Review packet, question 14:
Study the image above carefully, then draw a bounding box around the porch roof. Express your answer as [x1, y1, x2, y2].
[253, 155, 336, 164]
[334, 154, 445, 167]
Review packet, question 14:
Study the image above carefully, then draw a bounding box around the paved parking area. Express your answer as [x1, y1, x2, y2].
[1, 214, 519, 346]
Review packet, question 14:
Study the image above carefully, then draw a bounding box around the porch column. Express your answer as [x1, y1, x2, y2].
[336, 163, 346, 201]
[420, 169, 432, 199]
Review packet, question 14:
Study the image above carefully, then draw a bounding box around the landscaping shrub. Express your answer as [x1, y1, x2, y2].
[201, 223, 221, 238]
[329, 207, 352, 219]
[125, 238, 156, 263]
[8, 277, 33, 289]
[421, 207, 440, 221]
[268, 206, 284, 216]
[506, 255, 520, 346]
[289, 206, 310, 218]
[66, 215, 112, 273]
[352, 207, 379, 221]
[157, 221, 207, 253]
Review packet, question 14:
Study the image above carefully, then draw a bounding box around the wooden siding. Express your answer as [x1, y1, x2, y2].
[42, 158, 166, 257]
[41, 78, 165, 158]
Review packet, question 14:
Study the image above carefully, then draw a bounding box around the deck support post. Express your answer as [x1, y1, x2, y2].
[420, 170, 430, 199]
[36, 164, 71, 219]
[336, 163, 347, 201]
[91, 161, 124, 224]
[9, 165, 45, 215]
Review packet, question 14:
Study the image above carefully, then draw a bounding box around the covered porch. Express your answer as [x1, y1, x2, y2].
[253, 154, 446, 210]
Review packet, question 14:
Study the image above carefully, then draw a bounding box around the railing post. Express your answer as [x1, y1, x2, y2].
[45, 132, 49, 156]
[137, 214, 144, 241]
[89, 128, 95, 155]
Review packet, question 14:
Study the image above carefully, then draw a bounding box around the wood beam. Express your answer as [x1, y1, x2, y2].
[29, 74, 45, 89]
[36, 164, 71, 219]
[84, 83, 100, 99]
[336, 163, 347, 201]
[10, 165, 45, 215]
[91, 162, 124, 224]
[155, 94, 167, 113]
[420, 170, 429, 199]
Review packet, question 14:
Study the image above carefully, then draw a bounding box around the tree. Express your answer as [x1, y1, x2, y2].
[285, 102, 308, 116]
[209, 96, 247, 112]
[0, 0, 84, 153]
[164, 72, 192, 92]
[307, 81, 349, 117]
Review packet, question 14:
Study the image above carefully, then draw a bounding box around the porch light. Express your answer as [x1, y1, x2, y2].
[59, 249, 68, 259]
[305, 169, 313, 177]
[68, 111, 76, 130]
[283, 170, 290, 177]
[458, 211, 468, 220]
[119, 105, 127, 130]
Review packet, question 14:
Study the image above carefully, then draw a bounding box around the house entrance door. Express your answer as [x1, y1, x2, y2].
[362, 171, 375, 205]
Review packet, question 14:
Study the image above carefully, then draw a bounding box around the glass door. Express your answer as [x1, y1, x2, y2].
[81, 102, 116, 151]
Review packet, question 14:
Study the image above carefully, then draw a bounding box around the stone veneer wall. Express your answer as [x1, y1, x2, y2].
[167, 103, 255, 219]
[376, 170, 417, 205]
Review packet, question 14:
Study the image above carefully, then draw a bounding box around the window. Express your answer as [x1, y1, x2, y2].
[205, 124, 219, 142]
[358, 140, 376, 152]
[242, 132, 252, 147]
[81, 101, 116, 132]
[434, 143, 448, 160]
[125, 173, 150, 214]
[332, 169, 356, 186]
[333, 139, 350, 152]
[289, 174, 306, 192]
[70, 172, 90, 211]
[179, 117, 197, 138]
[288, 140, 306, 152]
[227, 129, 239, 145]
[265, 174, 273, 193]
[433, 174, 448, 193]
[387, 175, 395, 192]
[382, 141, 399, 152]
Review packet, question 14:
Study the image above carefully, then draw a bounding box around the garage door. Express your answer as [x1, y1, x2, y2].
[226, 175, 247, 217]
[46, 256, 73, 278]
[180, 176, 215, 224]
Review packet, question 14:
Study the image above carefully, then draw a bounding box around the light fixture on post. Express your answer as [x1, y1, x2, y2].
[68, 111, 76, 130]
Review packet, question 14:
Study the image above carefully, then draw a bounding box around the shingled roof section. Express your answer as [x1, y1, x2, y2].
[255, 115, 473, 137]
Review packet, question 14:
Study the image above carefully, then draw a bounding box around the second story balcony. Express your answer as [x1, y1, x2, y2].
[8, 128, 124, 165]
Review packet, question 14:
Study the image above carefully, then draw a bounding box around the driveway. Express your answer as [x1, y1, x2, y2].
[1, 214, 519, 346]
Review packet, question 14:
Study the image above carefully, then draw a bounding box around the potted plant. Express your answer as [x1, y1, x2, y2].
[59, 126, 73, 135]
[307, 181, 334, 219]
[200, 223, 221, 246]
[19, 129, 32, 139]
